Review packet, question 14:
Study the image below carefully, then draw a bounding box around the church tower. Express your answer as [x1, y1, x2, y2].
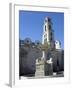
[42, 17, 54, 46]
[42, 17, 54, 60]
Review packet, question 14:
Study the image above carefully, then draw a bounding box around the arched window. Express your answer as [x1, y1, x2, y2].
[45, 25, 46, 31]
[48, 25, 51, 30]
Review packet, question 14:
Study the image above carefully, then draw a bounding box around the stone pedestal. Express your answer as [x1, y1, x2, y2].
[44, 59, 53, 76]
[35, 60, 44, 77]
[44, 63, 53, 76]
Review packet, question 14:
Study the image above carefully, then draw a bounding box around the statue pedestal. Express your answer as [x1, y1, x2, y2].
[35, 60, 44, 77]
[44, 59, 53, 76]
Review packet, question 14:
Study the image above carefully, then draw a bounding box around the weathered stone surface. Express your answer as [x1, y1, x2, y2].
[35, 60, 44, 76]
[44, 63, 53, 76]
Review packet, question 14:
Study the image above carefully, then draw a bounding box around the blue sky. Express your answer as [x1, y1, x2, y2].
[19, 10, 64, 49]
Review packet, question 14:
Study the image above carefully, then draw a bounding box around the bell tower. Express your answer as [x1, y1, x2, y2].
[42, 17, 54, 46]
[42, 17, 54, 60]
